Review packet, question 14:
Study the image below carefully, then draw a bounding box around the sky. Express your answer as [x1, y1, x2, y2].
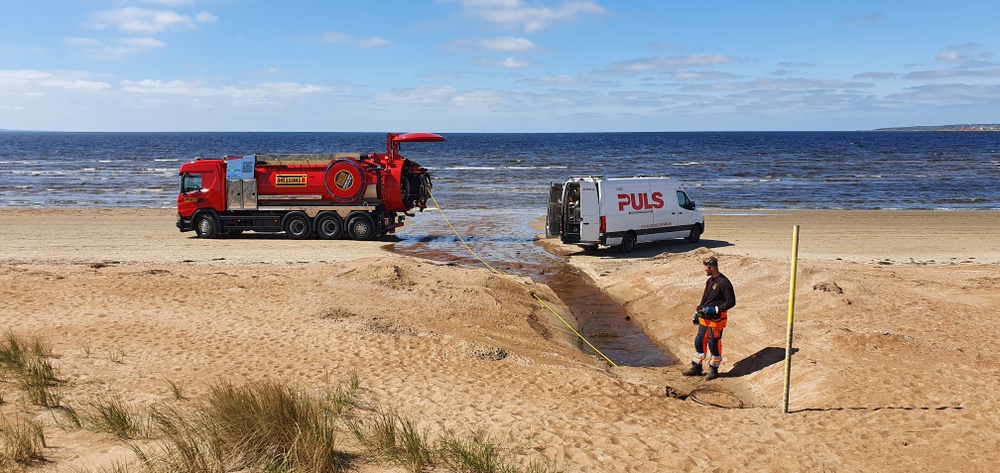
[1, 0, 998, 132]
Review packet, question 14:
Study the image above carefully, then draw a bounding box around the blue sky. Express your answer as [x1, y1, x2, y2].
[1, 0, 998, 132]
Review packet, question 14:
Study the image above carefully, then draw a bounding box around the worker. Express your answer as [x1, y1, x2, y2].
[682, 256, 736, 380]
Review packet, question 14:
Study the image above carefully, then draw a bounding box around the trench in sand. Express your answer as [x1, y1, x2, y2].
[392, 209, 673, 367]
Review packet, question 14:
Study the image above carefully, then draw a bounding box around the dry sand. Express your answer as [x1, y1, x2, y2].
[3, 208, 1000, 472]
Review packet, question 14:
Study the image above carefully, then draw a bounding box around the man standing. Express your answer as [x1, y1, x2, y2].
[682, 256, 736, 380]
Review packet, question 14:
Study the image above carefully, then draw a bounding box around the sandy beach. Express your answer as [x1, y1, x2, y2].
[3, 208, 1000, 472]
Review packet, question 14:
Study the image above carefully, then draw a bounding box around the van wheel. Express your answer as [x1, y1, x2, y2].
[687, 224, 703, 243]
[619, 233, 636, 254]
[194, 213, 219, 239]
[284, 213, 312, 240]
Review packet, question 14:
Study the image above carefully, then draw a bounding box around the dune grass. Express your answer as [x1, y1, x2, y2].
[130, 378, 355, 472]
[0, 416, 46, 468]
[0, 330, 62, 408]
[1, 331, 559, 472]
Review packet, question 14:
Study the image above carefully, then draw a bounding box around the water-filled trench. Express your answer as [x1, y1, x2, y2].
[392, 208, 672, 367]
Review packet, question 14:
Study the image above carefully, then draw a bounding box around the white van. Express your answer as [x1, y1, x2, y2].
[546, 175, 704, 253]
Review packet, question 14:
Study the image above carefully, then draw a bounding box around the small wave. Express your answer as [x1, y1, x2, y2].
[153, 158, 180, 162]
[671, 161, 702, 166]
[435, 165, 569, 171]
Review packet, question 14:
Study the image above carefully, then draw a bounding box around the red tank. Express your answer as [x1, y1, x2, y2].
[248, 132, 443, 212]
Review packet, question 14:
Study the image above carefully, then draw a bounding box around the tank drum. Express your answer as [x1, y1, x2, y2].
[325, 159, 366, 202]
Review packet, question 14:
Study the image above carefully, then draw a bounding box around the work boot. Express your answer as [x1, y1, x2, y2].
[681, 362, 703, 376]
[705, 365, 719, 381]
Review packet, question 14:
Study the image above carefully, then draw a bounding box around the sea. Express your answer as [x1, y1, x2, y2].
[2, 131, 999, 211]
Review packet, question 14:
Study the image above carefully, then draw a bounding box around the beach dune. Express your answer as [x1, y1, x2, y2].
[3, 208, 999, 472]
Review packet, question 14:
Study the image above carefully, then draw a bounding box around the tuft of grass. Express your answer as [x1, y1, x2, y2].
[436, 429, 561, 473]
[107, 347, 126, 364]
[1, 331, 62, 407]
[162, 378, 186, 401]
[91, 394, 144, 439]
[76, 339, 93, 358]
[348, 407, 433, 473]
[0, 417, 47, 467]
[133, 379, 353, 472]
[52, 403, 83, 430]
[437, 429, 508, 473]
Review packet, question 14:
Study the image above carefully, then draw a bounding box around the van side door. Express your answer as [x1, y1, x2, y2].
[652, 183, 684, 239]
[612, 180, 655, 243]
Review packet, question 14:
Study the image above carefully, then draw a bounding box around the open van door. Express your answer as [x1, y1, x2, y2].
[545, 183, 563, 238]
[579, 180, 600, 243]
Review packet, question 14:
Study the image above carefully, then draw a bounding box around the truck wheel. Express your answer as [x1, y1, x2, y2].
[316, 213, 344, 240]
[347, 213, 376, 241]
[284, 213, 312, 240]
[686, 224, 703, 243]
[618, 233, 636, 254]
[194, 213, 219, 239]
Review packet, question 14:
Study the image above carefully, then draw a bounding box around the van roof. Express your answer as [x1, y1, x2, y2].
[568, 174, 673, 181]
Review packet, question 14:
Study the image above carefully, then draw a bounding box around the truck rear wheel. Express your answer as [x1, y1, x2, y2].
[316, 213, 344, 240]
[347, 212, 376, 241]
[618, 232, 636, 254]
[284, 213, 312, 240]
[194, 213, 219, 239]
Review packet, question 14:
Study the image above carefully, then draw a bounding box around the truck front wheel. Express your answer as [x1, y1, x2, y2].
[194, 213, 219, 239]
[347, 213, 376, 241]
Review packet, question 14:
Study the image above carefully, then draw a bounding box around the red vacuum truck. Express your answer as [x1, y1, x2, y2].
[176, 132, 445, 240]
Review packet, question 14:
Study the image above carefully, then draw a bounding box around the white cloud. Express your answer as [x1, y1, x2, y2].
[88, 7, 216, 34]
[447, 0, 606, 33]
[854, 72, 897, 79]
[121, 79, 330, 102]
[681, 78, 873, 93]
[0, 69, 111, 92]
[469, 56, 540, 68]
[65, 37, 165, 59]
[142, 0, 195, 6]
[480, 36, 539, 52]
[887, 83, 1000, 103]
[673, 71, 739, 81]
[608, 54, 738, 74]
[936, 50, 970, 62]
[320, 32, 391, 47]
[904, 68, 1000, 80]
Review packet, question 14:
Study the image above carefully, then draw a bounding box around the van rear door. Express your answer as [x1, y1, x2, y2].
[545, 183, 563, 238]
[579, 180, 600, 243]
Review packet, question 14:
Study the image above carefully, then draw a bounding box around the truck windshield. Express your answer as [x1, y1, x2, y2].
[180, 173, 202, 193]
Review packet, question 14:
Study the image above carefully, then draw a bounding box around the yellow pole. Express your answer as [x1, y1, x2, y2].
[782, 225, 800, 414]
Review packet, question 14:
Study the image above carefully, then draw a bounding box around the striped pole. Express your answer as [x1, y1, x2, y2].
[782, 225, 800, 414]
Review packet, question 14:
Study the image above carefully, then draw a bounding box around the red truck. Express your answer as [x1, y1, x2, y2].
[176, 132, 445, 240]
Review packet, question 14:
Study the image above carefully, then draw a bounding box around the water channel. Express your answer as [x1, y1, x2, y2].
[392, 208, 673, 367]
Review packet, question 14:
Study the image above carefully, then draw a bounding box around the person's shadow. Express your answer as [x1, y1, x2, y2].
[725, 346, 796, 377]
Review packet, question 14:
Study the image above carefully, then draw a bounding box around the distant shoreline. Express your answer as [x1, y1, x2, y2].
[871, 124, 1000, 132]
